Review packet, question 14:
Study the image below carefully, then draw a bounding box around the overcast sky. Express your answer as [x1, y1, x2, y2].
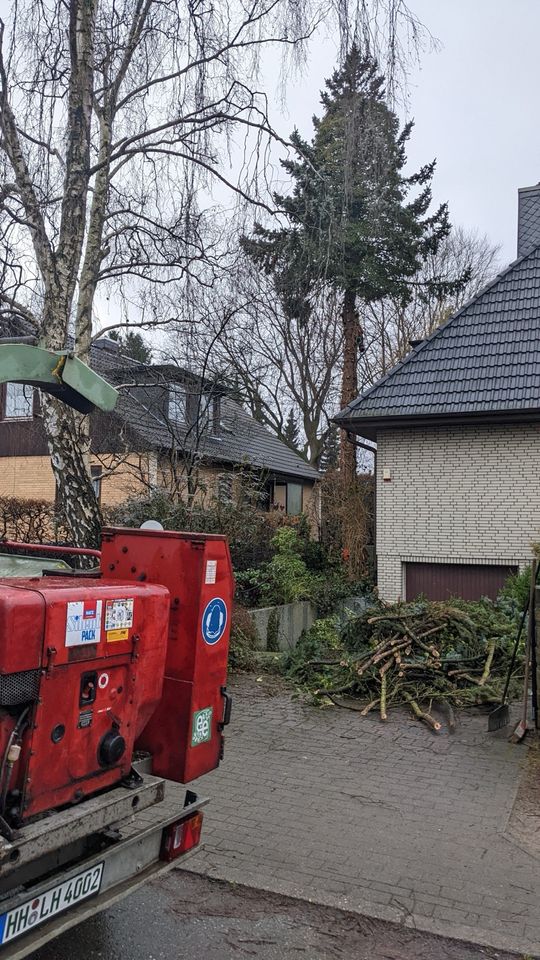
[1, 0, 538, 287]
[273, 0, 540, 266]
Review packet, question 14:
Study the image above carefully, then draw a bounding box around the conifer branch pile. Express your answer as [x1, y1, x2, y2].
[286, 598, 522, 732]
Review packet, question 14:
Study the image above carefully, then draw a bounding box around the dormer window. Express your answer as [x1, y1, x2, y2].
[168, 384, 186, 423]
[3, 383, 34, 420]
[196, 393, 220, 435]
[196, 393, 212, 432]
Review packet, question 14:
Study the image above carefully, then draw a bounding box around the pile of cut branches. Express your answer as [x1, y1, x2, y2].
[285, 598, 522, 732]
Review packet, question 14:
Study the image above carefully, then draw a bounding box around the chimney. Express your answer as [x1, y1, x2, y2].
[517, 184, 540, 257]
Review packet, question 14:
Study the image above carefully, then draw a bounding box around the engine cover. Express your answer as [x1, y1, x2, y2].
[0, 578, 170, 820]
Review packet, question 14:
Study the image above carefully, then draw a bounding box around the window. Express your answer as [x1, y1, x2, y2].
[91, 466, 103, 501]
[168, 385, 186, 423]
[273, 481, 303, 516]
[287, 483, 303, 516]
[196, 393, 212, 432]
[4, 383, 33, 419]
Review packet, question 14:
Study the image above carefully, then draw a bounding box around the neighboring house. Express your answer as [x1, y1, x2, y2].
[0, 329, 319, 523]
[335, 184, 540, 602]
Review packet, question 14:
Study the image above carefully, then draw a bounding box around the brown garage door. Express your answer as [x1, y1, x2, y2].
[405, 562, 518, 602]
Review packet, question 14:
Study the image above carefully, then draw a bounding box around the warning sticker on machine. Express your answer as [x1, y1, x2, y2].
[106, 628, 129, 643]
[191, 707, 213, 746]
[65, 600, 102, 647]
[104, 599, 134, 632]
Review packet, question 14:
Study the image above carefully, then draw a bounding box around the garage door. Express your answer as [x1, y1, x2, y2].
[405, 562, 518, 602]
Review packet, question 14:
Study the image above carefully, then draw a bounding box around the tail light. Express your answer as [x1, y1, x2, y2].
[160, 811, 204, 862]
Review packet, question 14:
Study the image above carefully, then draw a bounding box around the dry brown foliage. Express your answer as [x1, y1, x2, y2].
[319, 471, 375, 579]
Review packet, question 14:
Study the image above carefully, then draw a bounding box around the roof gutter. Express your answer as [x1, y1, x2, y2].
[337, 407, 540, 441]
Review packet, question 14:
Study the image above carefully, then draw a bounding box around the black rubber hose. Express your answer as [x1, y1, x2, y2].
[0, 707, 30, 815]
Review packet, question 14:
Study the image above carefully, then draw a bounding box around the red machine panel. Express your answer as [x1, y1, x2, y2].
[100, 527, 234, 783]
[0, 578, 170, 821]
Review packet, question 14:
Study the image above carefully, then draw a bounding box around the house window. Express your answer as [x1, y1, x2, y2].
[168, 385, 186, 423]
[4, 383, 33, 419]
[91, 465, 103, 501]
[273, 481, 303, 516]
[195, 393, 212, 432]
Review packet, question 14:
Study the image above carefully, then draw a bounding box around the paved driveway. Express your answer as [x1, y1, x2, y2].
[185, 675, 540, 957]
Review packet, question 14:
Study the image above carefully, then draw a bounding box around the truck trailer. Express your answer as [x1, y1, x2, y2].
[0, 342, 234, 956]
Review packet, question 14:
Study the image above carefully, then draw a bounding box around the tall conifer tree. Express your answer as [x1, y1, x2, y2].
[243, 46, 464, 479]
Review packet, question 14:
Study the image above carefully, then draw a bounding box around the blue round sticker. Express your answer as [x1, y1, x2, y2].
[201, 597, 228, 645]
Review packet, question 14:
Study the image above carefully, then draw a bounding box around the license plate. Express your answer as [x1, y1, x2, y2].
[0, 862, 104, 946]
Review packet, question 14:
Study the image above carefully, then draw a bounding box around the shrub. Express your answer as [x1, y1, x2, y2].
[108, 489, 303, 573]
[319, 471, 375, 580]
[264, 528, 311, 604]
[284, 616, 341, 680]
[498, 567, 531, 612]
[0, 496, 67, 543]
[228, 604, 259, 671]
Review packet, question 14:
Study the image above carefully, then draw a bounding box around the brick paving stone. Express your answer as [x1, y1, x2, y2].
[181, 675, 540, 957]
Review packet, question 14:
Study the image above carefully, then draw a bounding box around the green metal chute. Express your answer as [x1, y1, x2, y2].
[0, 343, 118, 413]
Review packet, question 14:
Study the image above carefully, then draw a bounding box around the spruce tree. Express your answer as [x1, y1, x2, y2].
[110, 330, 152, 364]
[320, 423, 340, 472]
[243, 46, 464, 479]
[283, 408, 300, 450]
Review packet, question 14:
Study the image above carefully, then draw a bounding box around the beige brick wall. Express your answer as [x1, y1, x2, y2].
[0, 454, 319, 535]
[376, 423, 540, 601]
[0, 456, 57, 501]
[0, 454, 152, 507]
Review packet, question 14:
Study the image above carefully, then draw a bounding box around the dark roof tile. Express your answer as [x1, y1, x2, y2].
[336, 245, 540, 433]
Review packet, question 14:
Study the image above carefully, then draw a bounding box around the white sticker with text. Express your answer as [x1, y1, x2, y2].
[65, 600, 102, 647]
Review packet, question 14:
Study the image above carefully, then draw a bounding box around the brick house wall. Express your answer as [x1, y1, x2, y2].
[0, 454, 154, 507]
[376, 423, 540, 601]
[0, 454, 319, 526]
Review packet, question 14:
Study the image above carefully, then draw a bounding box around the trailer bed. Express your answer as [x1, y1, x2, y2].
[0, 776, 207, 958]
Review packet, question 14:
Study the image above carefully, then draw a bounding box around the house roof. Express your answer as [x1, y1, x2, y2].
[91, 341, 320, 481]
[335, 245, 540, 440]
[0, 320, 319, 481]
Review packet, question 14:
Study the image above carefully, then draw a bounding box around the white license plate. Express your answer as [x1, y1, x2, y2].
[0, 862, 104, 946]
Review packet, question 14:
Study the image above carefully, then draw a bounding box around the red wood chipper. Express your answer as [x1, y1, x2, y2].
[0, 344, 234, 834]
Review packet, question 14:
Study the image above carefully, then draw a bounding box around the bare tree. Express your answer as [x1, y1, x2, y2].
[0, 0, 433, 545]
[359, 226, 501, 387]
[167, 258, 343, 467]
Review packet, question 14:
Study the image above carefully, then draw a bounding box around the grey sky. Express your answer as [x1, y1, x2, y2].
[273, 0, 540, 266]
[1, 0, 537, 286]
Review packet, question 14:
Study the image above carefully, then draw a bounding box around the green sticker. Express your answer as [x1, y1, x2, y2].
[191, 707, 213, 746]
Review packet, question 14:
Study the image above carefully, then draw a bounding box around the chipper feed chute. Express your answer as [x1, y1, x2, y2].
[0, 342, 118, 413]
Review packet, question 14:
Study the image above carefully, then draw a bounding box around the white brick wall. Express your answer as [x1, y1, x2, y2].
[376, 423, 540, 601]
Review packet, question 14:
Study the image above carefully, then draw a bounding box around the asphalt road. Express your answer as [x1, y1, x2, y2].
[30, 870, 520, 960]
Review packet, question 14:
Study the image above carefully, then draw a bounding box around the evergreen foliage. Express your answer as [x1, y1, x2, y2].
[110, 330, 152, 364]
[283, 409, 300, 449]
[243, 46, 464, 313]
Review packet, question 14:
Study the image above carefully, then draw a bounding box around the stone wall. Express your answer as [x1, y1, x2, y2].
[249, 600, 317, 651]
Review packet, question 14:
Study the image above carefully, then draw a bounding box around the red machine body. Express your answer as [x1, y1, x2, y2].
[100, 527, 234, 783]
[0, 578, 170, 820]
[0, 525, 234, 826]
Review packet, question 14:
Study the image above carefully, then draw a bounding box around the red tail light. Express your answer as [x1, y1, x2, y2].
[160, 811, 204, 862]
